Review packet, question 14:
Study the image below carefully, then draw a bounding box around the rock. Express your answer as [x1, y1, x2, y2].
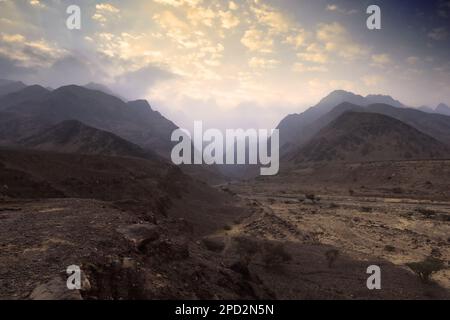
[117, 224, 160, 250]
[202, 236, 226, 253]
[29, 277, 82, 300]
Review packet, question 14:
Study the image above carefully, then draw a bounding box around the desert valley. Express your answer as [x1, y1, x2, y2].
[0, 80, 449, 300]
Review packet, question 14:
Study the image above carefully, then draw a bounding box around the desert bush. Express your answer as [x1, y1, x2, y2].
[392, 187, 404, 194]
[361, 206, 373, 213]
[430, 248, 441, 258]
[325, 249, 339, 268]
[406, 257, 445, 283]
[202, 236, 226, 253]
[234, 236, 260, 265]
[384, 245, 396, 252]
[262, 242, 292, 269]
[349, 189, 355, 196]
[415, 207, 436, 217]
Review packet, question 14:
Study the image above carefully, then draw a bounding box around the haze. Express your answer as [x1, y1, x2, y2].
[0, 0, 449, 131]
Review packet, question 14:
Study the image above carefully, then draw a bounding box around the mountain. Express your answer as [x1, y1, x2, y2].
[418, 106, 435, 113]
[84, 82, 125, 100]
[0, 85, 50, 111]
[19, 120, 155, 160]
[289, 112, 450, 163]
[277, 90, 406, 149]
[0, 80, 27, 97]
[0, 85, 178, 157]
[435, 103, 450, 116]
[366, 103, 450, 146]
[365, 94, 405, 108]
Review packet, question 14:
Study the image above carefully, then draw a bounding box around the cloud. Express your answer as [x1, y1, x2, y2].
[219, 10, 240, 29]
[112, 64, 176, 99]
[371, 53, 392, 67]
[293, 63, 328, 73]
[29, 0, 45, 8]
[251, 2, 290, 34]
[315, 22, 368, 60]
[428, 27, 448, 40]
[92, 3, 121, 26]
[437, 0, 450, 18]
[406, 56, 419, 65]
[241, 29, 273, 52]
[326, 4, 357, 15]
[229, 1, 238, 11]
[284, 29, 307, 49]
[297, 43, 330, 64]
[248, 57, 279, 69]
[153, 0, 202, 7]
[0, 33, 66, 68]
[0, 55, 35, 79]
[96, 3, 120, 13]
[362, 75, 383, 87]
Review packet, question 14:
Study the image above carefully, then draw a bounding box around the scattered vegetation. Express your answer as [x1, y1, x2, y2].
[406, 257, 445, 283]
[329, 203, 339, 209]
[415, 207, 436, 217]
[234, 236, 260, 266]
[361, 206, 373, 213]
[384, 245, 396, 252]
[202, 236, 226, 253]
[325, 249, 339, 268]
[305, 194, 320, 203]
[392, 187, 404, 194]
[262, 242, 292, 270]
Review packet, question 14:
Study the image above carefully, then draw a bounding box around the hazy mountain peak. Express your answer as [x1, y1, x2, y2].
[435, 103, 450, 116]
[318, 90, 366, 105]
[365, 94, 405, 108]
[0, 79, 26, 87]
[20, 84, 49, 94]
[127, 99, 153, 111]
[84, 82, 124, 100]
[418, 105, 435, 113]
[0, 79, 27, 97]
[290, 111, 450, 163]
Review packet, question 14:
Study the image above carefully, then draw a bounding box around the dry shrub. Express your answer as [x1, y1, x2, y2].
[406, 257, 445, 283]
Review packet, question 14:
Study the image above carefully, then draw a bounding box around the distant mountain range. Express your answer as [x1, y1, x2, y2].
[277, 90, 450, 159]
[0, 83, 177, 157]
[1, 80, 450, 178]
[19, 119, 157, 160]
[418, 103, 450, 116]
[0, 79, 27, 97]
[288, 112, 450, 163]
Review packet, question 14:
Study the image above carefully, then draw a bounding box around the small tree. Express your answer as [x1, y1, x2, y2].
[262, 242, 292, 270]
[325, 249, 339, 268]
[406, 257, 445, 283]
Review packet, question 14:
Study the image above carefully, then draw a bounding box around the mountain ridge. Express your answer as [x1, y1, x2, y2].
[289, 111, 450, 163]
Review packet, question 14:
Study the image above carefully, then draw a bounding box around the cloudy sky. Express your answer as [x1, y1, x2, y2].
[0, 0, 449, 130]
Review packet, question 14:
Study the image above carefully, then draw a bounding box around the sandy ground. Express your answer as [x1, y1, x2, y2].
[226, 181, 450, 290]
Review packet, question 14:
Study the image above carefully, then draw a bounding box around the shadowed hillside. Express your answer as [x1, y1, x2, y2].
[289, 112, 450, 163]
